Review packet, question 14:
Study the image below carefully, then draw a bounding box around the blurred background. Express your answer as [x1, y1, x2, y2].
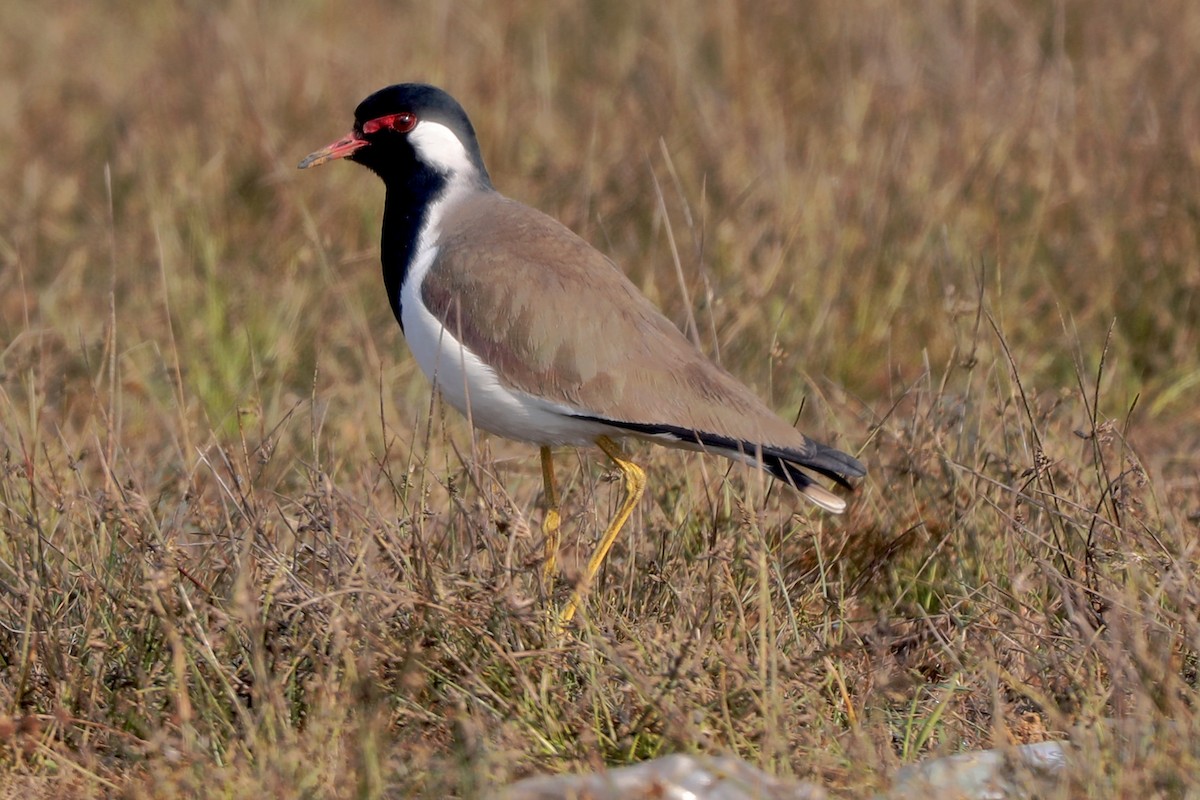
[8, 1, 1198, 431]
[1, 1, 1198, 796]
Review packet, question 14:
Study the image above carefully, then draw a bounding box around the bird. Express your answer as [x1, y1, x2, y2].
[299, 83, 865, 626]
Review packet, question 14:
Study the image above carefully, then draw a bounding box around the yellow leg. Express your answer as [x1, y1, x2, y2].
[558, 436, 646, 627]
[540, 446, 561, 584]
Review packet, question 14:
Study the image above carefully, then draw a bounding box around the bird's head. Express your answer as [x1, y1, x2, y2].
[299, 83, 490, 190]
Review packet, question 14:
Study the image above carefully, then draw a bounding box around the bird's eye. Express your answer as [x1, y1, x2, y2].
[363, 112, 417, 135]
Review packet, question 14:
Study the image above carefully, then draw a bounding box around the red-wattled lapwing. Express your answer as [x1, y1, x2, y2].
[299, 83, 864, 626]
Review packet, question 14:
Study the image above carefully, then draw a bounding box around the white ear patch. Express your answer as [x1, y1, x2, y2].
[409, 120, 477, 178]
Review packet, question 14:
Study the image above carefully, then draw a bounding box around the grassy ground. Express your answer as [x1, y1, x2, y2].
[2, 1, 1198, 796]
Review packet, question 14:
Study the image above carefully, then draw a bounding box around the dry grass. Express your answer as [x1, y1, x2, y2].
[1, 1, 1198, 797]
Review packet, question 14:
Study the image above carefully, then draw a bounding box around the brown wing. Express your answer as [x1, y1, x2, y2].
[421, 192, 839, 454]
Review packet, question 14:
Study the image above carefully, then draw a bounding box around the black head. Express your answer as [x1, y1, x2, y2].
[299, 83, 491, 190]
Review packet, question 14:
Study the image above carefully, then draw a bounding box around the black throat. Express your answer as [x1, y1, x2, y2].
[379, 169, 450, 331]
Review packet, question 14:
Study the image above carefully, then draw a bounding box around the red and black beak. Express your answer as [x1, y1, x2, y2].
[298, 131, 367, 169]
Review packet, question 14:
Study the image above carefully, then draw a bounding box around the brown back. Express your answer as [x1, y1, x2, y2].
[421, 191, 816, 452]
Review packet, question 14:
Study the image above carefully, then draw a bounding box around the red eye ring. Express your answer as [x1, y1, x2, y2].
[363, 112, 417, 135]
